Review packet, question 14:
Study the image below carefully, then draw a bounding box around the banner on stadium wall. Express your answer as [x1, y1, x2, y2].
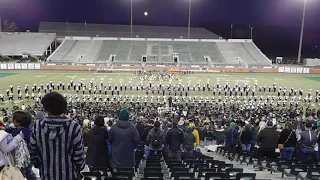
[303, 68, 310, 74]
[290, 67, 297, 73]
[284, 67, 291, 73]
[14, 64, 21, 69]
[7, 64, 14, 69]
[34, 64, 40, 69]
[278, 67, 284, 72]
[296, 67, 303, 73]
[28, 63, 35, 69]
[0, 64, 7, 70]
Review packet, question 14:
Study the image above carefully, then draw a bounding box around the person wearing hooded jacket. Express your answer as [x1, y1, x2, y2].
[0, 130, 24, 172]
[108, 109, 140, 168]
[225, 122, 239, 160]
[146, 121, 165, 158]
[85, 116, 109, 169]
[29, 92, 85, 180]
[183, 127, 196, 156]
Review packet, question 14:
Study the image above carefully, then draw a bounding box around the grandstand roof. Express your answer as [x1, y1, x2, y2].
[39, 22, 220, 39]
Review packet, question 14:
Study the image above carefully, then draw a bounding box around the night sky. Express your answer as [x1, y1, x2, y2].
[0, 0, 319, 58]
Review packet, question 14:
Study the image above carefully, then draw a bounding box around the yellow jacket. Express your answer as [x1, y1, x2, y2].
[192, 129, 200, 146]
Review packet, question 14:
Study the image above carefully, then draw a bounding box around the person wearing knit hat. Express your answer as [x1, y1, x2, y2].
[225, 122, 239, 160]
[119, 109, 130, 121]
[108, 108, 139, 168]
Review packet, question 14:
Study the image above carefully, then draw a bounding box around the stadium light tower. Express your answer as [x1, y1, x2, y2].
[131, 0, 133, 38]
[188, 0, 191, 39]
[297, 0, 307, 64]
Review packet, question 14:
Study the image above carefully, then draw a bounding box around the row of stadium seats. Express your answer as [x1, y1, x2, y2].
[48, 39, 271, 67]
[82, 150, 259, 180]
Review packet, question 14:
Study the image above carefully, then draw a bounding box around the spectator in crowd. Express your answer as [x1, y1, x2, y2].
[82, 124, 90, 148]
[225, 122, 239, 160]
[298, 121, 317, 160]
[278, 122, 297, 160]
[166, 119, 184, 160]
[251, 124, 258, 147]
[163, 122, 172, 157]
[257, 121, 279, 160]
[135, 118, 145, 143]
[214, 125, 225, 145]
[146, 121, 165, 157]
[0, 129, 24, 172]
[30, 92, 85, 180]
[183, 127, 196, 156]
[178, 119, 186, 132]
[108, 109, 139, 168]
[203, 119, 214, 146]
[189, 122, 200, 147]
[10, 111, 37, 180]
[86, 116, 109, 169]
[142, 120, 154, 159]
[317, 121, 320, 159]
[240, 124, 253, 152]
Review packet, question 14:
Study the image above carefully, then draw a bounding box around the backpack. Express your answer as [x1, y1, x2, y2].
[151, 132, 163, 149]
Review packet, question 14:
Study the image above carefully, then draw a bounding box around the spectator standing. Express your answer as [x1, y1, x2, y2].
[257, 121, 279, 160]
[0, 130, 24, 172]
[108, 109, 139, 168]
[146, 121, 165, 158]
[178, 120, 186, 132]
[183, 127, 196, 156]
[225, 122, 239, 160]
[214, 125, 225, 145]
[166, 119, 184, 160]
[141, 120, 154, 159]
[10, 111, 37, 180]
[298, 122, 317, 160]
[30, 92, 85, 180]
[86, 116, 109, 169]
[278, 122, 297, 160]
[189, 123, 200, 147]
[240, 124, 253, 152]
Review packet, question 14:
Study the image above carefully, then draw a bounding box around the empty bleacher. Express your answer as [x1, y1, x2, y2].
[0, 32, 55, 56]
[48, 39, 271, 67]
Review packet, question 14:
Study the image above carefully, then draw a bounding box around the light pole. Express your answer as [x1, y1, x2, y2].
[188, 0, 191, 39]
[297, 0, 307, 64]
[130, 0, 133, 38]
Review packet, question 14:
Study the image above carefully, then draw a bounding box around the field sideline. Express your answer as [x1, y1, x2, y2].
[0, 70, 319, 110]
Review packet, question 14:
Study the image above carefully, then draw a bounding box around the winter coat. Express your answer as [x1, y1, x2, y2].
[108, 121, 139, 168]
[240, 129, 253, 145]
[257, 128, 280, 150]
[0, 130, 23, 167]
[278, 129, 297, 148]
[299, 130, 317, 153]
[141, 125, 153, 144]
[146, 128, 165, 151]
[192, 128, 200, 146]
[29, 116, 85, 180]
[165, 126, 184, 152]
[183, 128, 196, 151]
[86, 126, 109, 167]
[135, 123, 145, 141]
[225, 128, 239, 145]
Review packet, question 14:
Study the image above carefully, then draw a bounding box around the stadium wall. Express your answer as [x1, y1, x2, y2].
[38, 65, 320, 74]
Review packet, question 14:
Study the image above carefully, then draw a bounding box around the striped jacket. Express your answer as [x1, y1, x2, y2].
[30, 116, 85, 180]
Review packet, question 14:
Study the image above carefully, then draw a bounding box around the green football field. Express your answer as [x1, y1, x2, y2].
[0, 70, 319, 110]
